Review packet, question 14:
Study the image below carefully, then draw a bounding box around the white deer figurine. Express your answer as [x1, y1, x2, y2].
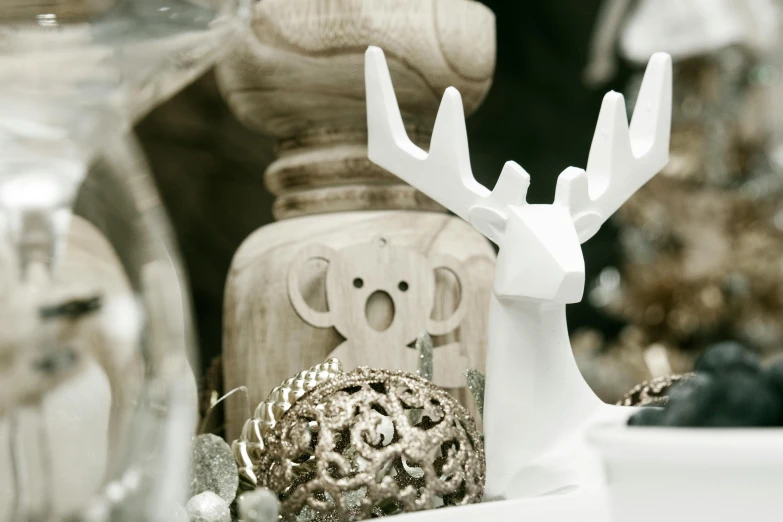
[365, 46, 671, 506]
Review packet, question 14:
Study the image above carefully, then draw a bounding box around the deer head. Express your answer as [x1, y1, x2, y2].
[365, 47, 671, 304]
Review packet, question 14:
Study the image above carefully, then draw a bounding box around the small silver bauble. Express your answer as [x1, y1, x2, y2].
[185, 491, 231, 522]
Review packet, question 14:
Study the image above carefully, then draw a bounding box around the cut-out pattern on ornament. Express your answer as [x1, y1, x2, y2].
[256, 367, 484, 521]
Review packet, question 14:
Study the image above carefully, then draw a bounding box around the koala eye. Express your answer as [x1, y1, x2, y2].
[398, 281, 409, 292]
[353, 278, 364, 289]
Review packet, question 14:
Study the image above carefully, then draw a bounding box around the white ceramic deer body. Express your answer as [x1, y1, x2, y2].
[365, 46, 672, 503]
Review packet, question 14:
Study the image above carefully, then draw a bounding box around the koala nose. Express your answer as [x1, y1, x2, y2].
[366, 290, 394, 331]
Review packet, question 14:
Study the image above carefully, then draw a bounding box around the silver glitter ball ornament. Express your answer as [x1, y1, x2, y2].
[191, 433, 239, 503]
[185, 491, 231, 522]
[237, 488, 281, 522]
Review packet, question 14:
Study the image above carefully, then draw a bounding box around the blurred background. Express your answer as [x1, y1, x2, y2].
[136, 0, 783, 401]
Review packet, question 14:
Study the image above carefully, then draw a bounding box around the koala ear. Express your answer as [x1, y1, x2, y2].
[427, 254, 469, 336]
[287, 244, 337, 329]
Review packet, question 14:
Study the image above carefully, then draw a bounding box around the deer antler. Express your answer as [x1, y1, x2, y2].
[365, 46, 530, 244]
[366, 46, 671, 245]
[555, 52, 672, 242]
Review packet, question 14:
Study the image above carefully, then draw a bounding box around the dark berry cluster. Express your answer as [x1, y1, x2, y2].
[628, 342, 783, 427]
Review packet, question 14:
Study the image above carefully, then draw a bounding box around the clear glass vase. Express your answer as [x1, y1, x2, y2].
[0, 1, 251, 520]
[0, 133, 201, 522]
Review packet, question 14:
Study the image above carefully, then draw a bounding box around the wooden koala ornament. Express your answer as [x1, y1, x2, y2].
[217, 0, 497, 440]
[288, 238, 470, 387]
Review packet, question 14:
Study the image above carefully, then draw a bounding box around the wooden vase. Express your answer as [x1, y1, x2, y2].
[217, 0, 497, 440]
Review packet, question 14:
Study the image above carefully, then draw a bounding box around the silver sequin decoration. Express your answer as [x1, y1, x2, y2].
[190, 434, 239, 503]
[237, 488, 281, 522]
[465, 368, 485, 417]
[185, 491, 231, 522]
[415, 332, 433, 381]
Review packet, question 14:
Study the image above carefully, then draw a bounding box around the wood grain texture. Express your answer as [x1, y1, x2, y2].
[216, 0, 496, 218]
[287, 238, 470, 387]
[223, 211, 495, 439]
[273, 184, 444, 219]
[218, 0, 495, 134]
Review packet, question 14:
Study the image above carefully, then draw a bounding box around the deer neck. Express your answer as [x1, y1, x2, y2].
[483, 293, 601, 499]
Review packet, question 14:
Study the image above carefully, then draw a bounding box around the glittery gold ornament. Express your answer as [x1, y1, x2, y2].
[573, 326, 695, 402]
[234, 358, 344, 489]
[617, 373, 695, 407]
[256, 367, 484, 521]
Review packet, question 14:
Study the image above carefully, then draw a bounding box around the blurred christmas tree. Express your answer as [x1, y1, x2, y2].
[574, 0, 783, 401]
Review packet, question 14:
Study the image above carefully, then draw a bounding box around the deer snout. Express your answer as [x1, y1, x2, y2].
[553, 271, 585, 304]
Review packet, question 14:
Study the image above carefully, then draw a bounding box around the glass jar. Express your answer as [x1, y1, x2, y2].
[0, 1, 250, 520]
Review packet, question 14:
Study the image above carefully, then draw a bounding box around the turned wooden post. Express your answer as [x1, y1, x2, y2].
[217, 0, 497, 440]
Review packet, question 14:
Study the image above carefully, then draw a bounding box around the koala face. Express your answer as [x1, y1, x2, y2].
[325, 238, 435, 344]
[289, 238, 468, 351]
